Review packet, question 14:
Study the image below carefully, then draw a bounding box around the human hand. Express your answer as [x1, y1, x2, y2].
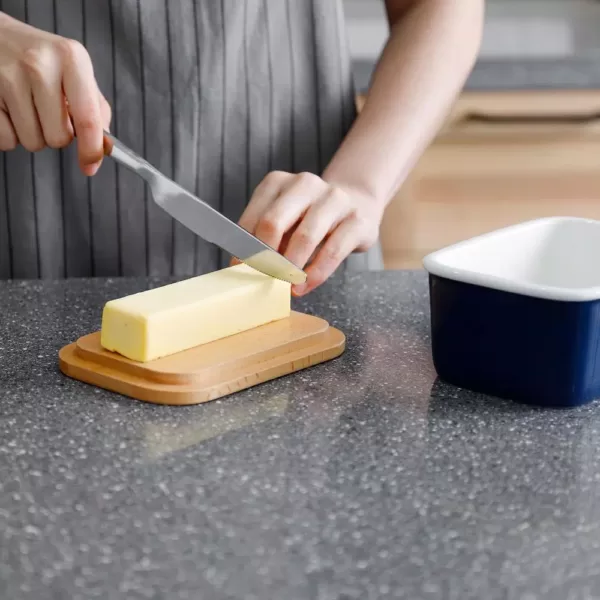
[238, 171, 383, 296]
[0, 12, 111, 175]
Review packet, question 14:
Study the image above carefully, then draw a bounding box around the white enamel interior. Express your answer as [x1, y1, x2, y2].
[422, 217, 600, 301]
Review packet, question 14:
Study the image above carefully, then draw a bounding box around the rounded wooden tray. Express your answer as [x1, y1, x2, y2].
[59, 311, 345, 406]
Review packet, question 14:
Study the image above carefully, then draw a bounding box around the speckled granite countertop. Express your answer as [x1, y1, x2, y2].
[2, 271, 600, 599]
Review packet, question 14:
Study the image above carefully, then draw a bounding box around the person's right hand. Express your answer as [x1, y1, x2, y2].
[0, 12, 111, 175]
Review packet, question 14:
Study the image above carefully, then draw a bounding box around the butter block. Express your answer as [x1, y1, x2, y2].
[100, 264, 291, 362]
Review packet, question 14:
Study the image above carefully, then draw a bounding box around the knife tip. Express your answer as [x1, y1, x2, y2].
[241, 250, 306, 285]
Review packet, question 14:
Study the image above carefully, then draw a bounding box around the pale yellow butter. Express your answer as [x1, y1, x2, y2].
[100, 264, 291, 362]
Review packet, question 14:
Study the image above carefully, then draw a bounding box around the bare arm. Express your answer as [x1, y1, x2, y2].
[239, 0, 484, 295]
[323, 0, 485, 206]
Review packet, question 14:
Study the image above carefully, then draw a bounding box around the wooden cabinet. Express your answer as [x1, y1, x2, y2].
[373, 90, 600, 269]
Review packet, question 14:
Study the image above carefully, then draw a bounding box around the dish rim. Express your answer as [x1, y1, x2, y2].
[422, 216, 600, 302]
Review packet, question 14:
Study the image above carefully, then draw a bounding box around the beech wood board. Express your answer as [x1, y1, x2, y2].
[59, 311, 345, 406]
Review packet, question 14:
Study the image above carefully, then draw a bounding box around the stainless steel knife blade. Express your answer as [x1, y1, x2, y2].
[102, 132, 307, 285]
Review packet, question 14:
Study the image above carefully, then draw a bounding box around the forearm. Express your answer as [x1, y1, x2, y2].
[323, 0, 484, 210]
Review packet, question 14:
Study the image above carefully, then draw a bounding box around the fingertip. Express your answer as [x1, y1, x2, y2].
[77, 137, 104, 174]
[82, 160, 101, 176]
[296, 263, 331, 296]
[292, 282, 309, 297]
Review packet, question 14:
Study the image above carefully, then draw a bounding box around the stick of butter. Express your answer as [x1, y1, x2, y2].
[100, 264, 291, 362]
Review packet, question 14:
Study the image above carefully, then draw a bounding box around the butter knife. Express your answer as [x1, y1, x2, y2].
[101, 132, 307, 285]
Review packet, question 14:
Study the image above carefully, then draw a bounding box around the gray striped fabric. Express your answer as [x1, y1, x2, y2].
[0, 0, 383, 279]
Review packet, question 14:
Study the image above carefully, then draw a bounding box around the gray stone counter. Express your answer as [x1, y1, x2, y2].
[1, 272, 600, 599]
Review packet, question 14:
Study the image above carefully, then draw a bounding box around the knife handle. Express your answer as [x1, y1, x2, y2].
[102, 131, 161, 186]
[103, 132, 114, 156]
[102, 131, 153, 176]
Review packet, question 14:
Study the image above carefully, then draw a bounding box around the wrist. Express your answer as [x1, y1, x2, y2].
[322, 173, 388, 214]
[321, 126, 401, 213]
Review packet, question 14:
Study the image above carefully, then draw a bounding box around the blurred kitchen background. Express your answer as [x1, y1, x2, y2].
[343, 0, 600, 268]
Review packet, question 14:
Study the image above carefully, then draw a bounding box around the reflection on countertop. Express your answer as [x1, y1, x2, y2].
[2, 272, 600, 598]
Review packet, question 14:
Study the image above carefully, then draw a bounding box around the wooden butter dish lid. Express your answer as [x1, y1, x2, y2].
[59, 311, 345, 406]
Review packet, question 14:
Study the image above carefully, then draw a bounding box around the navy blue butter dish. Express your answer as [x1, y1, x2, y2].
[423, 217, 600, 408]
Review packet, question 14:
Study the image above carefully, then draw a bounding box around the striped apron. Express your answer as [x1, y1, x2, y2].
[0, 0, 383, 279]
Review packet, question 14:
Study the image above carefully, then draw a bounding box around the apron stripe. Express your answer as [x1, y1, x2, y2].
[310, 0, 323, 174]
[246, 1, 271, 199]
[284, 0, 295, 172]
[24, 0, 41, 277]
[194, 0, 224, 273]
[0, 153, 12, 279]
[107, 0, 121, 276]
[191, 0, 202, 274]
[263, 0, 274, 173]
[85, 0, 120, 276]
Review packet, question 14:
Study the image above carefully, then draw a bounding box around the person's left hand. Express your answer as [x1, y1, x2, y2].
[237, 171, 383, 296]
